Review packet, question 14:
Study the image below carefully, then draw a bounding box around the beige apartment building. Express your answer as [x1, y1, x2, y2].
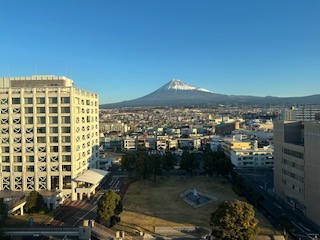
[274, 121, 320, 227]
[0, 75, 102, 203]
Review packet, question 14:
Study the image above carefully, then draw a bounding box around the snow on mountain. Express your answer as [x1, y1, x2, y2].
[196, 87, 212, 93]
[165, 79, 212, 92]
[167, 79, 196, 91]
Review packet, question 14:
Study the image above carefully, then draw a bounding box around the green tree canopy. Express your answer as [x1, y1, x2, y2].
[180, 151, 199, 176]
[97, 190, 123, 227]
[210, 200, 259, 240]
[204, 151, 232, 176]
[24, 191, 46, 214]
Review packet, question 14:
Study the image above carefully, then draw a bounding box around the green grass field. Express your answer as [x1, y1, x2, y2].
[116, 175, 280, 237]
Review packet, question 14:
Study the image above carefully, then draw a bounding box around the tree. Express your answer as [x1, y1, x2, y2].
[204, 151, 232, 176]
[135, 153, 151, 180]
[215, 157, 233, 176]
[121, 152, 136, 178]
[210, 200, 259, 240]
[149, 155, 162, 181]
[180, 151, 199, 176]
[162, 152, 176, 175]
[97, 190, 123, 227]
[0, 198, 8, 226]
[24, 191, 47, 214]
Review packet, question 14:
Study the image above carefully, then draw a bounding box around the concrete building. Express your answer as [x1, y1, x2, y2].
[274, 121, 320, 227]
[282, 105, 320, 121]
[221, 137, 251, 156]
[215, 121, 240, 135]
[0, 75, 103, 203]
[123, 136, 137, 151]
[229, 142, 274, 168]
[99, 122, 128, 133]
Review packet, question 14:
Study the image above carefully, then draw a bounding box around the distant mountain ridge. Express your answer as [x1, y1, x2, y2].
[101, 79, 320, 108]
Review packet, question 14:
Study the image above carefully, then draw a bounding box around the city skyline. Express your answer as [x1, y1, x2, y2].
[0, 0, 319, 104]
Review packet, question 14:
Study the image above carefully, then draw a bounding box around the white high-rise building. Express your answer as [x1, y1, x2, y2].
[0, 75, 102, 203]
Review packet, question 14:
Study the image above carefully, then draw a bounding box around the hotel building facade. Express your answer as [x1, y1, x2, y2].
[0, 75, 101, 203]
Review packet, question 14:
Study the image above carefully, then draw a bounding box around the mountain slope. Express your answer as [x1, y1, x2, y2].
[101, 79, 320, 108]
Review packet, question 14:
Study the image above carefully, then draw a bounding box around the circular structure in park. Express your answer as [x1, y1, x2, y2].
[180, 189, 218, 208]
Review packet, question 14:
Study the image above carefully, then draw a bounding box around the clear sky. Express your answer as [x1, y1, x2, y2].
[0, 1, 319, 104]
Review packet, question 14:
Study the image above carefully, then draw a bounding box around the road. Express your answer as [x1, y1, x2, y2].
[236, 168, 320, 240]
[50, 163, 126, 227]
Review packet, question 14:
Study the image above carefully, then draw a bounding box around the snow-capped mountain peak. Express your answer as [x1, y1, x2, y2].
[165, 79, 212, 93]
[167, 79, 196, 91]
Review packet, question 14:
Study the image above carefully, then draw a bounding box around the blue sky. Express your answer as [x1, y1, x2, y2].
[0, 1, 319, 104]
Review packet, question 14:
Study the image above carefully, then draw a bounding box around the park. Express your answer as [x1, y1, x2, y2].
[113, 174, 279, 239]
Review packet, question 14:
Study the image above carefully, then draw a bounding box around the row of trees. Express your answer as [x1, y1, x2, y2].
[121, 151, 176, 180]
[122, 150, 233, 179]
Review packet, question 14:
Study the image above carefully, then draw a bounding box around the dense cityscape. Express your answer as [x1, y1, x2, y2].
[0, 75, 319, 240]
[1, 1, 319, 240]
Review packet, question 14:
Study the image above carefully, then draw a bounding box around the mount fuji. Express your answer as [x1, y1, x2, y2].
[101, 79, 320, 108]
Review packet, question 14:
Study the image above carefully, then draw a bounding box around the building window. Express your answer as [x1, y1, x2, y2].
[49, 117, 58, 124]
[26, 156, 34, 162]
[50, 146, 59, 152]
[62, 155, 71, 162]
[49, 107, 58, 113]
[24, 98, 33, 104]
[14, 166, 23, 172]
[37, 117, 46, 124]
[36, 97, 45, 104]
[61, 107, 70, 113]
[37, 127, 46, 134]
[50, 127, 58, 133]
[49, 97, 57, 104]
[62, 146, 71, 152]
[2, 156, 10, 162]
[50, 137, 58, 143]
[37, 137, 46, 143]
[25, 117, 33, 124]
[62, 136, 70, 143]
[13, 156, 22, 162]
[61, 97, 70, 104]
[62, 165, 71, 171]
[61, 127, 70, 133]
[26, 166, 34, 172]
[2, 166, 10, 172]
[12, 98, 20, 104]
[61, 116, 70, 124]
[1, 147, 9, 153]
[37, 107, 45, 114]
[25, 107, 33, 114]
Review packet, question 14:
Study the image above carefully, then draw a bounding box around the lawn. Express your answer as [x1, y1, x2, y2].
[116, 175, 279, 237]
